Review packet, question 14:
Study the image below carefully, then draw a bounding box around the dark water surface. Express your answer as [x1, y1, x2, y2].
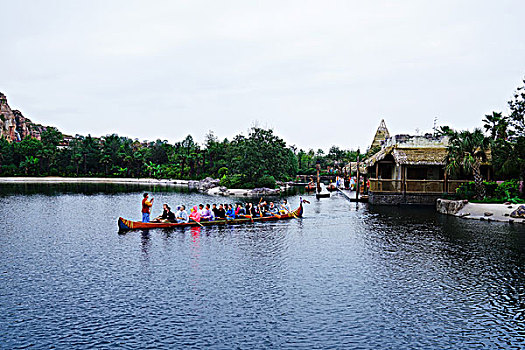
[1, 184, 524, 349]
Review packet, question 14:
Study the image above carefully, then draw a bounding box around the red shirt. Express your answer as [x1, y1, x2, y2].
[142, 198, 152, 213]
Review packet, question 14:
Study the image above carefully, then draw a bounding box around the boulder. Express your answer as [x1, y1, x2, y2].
[249, 187, 281, 196]
[436, 199, 466, 215]
[484, 212, 493, 217]
[510, 205, 525, 218]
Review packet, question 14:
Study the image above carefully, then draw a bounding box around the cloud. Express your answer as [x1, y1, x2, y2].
[1, 0, 524, 151]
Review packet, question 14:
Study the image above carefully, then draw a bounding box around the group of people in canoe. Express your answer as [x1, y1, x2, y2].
[141, 193, 293, 224]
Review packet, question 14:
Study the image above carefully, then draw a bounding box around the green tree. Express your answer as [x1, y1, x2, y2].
[445, 128, 490, 199]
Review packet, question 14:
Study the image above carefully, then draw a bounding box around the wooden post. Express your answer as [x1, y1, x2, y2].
[356, 151, 360, 201]
[401, 164, 406, 195]
[316, 161, 321, 193]
[444, 170, 448, 194]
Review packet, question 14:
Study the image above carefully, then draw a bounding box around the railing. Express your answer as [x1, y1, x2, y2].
[406, 180, 444, 193]
[447, 180, 469, 193]
[369, 179, 470, 194]
[369, 179, 403, 192]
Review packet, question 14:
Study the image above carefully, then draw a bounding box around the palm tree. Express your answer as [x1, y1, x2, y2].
[445, 128, 490, 199]
[482, 111, 508, 141]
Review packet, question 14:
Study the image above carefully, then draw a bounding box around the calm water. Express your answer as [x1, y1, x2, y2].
[1, 184, 524, 349]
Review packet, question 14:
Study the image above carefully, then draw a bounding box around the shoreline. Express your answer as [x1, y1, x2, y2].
[0, 176, 289, 197]
[437, 199, 525, 224]
[0, 176, 187, 186]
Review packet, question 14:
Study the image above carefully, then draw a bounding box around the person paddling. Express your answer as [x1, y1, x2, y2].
[141, 193, 154, 223]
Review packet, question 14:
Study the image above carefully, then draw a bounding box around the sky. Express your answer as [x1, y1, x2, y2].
[1, 0, 524, 151]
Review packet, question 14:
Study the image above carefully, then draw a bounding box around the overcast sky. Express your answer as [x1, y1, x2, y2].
[1, 0, 524, 151]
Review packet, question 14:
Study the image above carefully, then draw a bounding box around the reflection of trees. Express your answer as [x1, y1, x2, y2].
[365, 206, 525, 342]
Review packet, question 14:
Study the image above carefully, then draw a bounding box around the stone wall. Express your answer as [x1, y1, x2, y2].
[369, 192, 442, 206]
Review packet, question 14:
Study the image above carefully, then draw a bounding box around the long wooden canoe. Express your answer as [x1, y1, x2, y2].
[118, 203, 303, 231]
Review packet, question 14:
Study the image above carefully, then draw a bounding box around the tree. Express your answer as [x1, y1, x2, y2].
[482, 112, 508, 141]
[445, 128, 490, 199]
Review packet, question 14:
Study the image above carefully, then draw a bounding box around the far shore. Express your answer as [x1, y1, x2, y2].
[0, 176, 290, 197]
[0, 176, 188, 186]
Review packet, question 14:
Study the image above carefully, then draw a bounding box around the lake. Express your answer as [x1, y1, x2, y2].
[1, 184, 524, 349]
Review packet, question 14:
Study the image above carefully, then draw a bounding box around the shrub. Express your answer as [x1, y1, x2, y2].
[483, 181, 498, 198]
[455, 181, 476, 199]
[495, 179, 520, 202]
[218, 167, 229, 177]
[255, 175, 276, 188]
[220, 174, 244, 188]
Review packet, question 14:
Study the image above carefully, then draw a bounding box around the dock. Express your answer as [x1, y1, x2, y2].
[337, 188, 369, 203]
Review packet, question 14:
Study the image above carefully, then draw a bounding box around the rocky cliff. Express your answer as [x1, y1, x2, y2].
[0, 92, 47, 142]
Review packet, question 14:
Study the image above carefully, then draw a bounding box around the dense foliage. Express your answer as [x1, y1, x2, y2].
[444, 128, 490, 199]
[442, 76, 525, 199]
[454, 180, 520, 203]
[0, 126, 359, 187]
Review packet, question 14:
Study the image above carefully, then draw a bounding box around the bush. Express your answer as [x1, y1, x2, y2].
[495, 179, 520, 202]
[455, 181, 476, 199]
[220, 174, 244, 188]
[1, 164, 18, 176]
[218, 167, 229, 177]
[255, 175, 276, 188]
[484, 181, 498, 198]
[456, 179, 521, 203]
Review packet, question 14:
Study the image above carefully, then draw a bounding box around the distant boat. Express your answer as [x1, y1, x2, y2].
[305, 183, 316, 191]
[327, 183, 338, 192]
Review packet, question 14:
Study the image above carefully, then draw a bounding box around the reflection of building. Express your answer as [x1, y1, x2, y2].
[365, 121, 491, 205]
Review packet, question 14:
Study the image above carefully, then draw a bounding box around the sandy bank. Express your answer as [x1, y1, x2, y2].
[437, 199, 525, 224]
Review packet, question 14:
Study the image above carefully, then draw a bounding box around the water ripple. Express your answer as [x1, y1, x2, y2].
[1, 186, 524, 348]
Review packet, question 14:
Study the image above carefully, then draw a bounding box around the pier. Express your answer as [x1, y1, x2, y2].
[337, 188, 369, 203]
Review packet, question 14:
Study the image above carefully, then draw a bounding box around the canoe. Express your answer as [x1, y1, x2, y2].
[118, 203, 303, 231]
[327, 184, 337, 191]
[305, 184, 316, 191]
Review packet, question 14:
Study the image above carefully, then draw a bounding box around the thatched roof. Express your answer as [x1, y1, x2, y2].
[370, 119, 390, 150]
[365, 147, 448, 166]
[393, 148, 448, 165]
[344, 162, 367, 174]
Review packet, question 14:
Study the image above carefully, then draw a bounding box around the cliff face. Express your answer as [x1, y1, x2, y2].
[0, 92, 46, 142]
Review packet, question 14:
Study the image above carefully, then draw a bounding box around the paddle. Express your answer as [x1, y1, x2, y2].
[190, 217, 204, 227]
[280, 204, 298, 219]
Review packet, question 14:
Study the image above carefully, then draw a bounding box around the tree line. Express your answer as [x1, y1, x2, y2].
[441, 77, 525, 199]
[0, 126, 361, 189]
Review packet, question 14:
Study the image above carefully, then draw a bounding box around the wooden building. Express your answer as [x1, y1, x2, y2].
[364, 122, 491, 205]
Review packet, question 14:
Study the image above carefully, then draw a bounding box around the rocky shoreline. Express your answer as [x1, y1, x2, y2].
[0, 176, 287, 197]
[437, 198, 525, 224]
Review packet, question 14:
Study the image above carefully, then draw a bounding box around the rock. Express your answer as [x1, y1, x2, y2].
[249, 187, 281, 196]
[484, 212, 493, 217]
[504, 213, 510, 217]
[510, 205, 525, 218]
[508, 206, 513, 209]
[436, 199, 467, 215]
[458, 212, 470, 217]
[0, 92, 47, 142]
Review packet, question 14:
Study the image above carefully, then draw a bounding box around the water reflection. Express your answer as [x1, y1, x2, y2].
[1, 185, 524, 349]
[140, 230, 151, 261]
